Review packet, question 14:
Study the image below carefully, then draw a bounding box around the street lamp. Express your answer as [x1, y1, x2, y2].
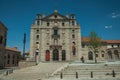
[35, 49, 39, 65]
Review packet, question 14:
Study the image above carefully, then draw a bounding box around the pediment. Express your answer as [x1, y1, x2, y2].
[42, 12, 69, 20]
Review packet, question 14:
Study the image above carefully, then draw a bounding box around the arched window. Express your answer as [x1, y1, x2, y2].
[36, 35, 39, 39]
[47, 22, 49, 26]
[88, 51, 93, 60]
[72, 21, 75, 26]
[62, 22, 64, 26]
[72, 34, 75, 38]
[54, 29, 58, 35]
[55, 15, 57, 18]
[108, 51, 112, 59]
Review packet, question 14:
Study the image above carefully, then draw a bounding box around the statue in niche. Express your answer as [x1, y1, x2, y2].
[72, 42, 76, 55]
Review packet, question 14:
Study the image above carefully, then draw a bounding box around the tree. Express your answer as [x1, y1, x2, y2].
[87, 31, 101, 63]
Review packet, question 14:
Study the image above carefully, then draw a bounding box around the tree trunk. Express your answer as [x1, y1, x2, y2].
[94, 53, 97, 63]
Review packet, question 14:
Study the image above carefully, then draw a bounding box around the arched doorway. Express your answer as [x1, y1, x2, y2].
[53, 49, 59, 61]
[62, 50, 66, 61]
[114, 50, 119, 60]
[45, 50, 50, 61]
[108, 51, 112, 59]
[88, 51, 93, 60]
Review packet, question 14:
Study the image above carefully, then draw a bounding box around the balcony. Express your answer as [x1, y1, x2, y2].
[52, 34, 60, 39]
[50, 45, 62, 49]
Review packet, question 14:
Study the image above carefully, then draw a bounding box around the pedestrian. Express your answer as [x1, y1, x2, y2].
[81, 56, 84, 63]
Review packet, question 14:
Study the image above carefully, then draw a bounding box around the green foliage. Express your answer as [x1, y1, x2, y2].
[87, 31, 102, 63]
[87, 31, 101, 52]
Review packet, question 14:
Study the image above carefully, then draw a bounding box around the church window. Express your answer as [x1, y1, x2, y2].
[95, 54, 98, 57]
[111, 45, 114, 48]
[54, 29, 58, 35]
[36, 35, 39, 39]
[47, 22, 49, 26]
[72, 29, 75, 33]
[72, 34, 75, 38]
[55, 15, 57, 18]
[82, 44, 85, 48]
[62, 22, 64, 26]
[72, 21, 75, 26]
[36, 29, 39, 33]
[118, 45, 119, 47]
[36, 42, 39, 44]
[71, 15, 74, 19]
[102, 54, 104, 57]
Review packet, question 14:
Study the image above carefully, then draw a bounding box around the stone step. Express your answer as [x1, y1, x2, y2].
[52, 73, 120, 79]
[44, 77, 120, 80]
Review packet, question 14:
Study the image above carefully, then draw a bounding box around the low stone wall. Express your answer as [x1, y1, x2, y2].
[18, 61, 36, 68]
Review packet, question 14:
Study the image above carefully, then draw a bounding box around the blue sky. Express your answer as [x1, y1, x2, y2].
[0, 0, 120, 53]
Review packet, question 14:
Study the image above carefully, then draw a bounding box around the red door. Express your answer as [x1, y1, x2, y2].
[46, 50, 50, 61]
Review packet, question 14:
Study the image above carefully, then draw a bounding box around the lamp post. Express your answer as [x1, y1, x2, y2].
[35, 49, 39, 65]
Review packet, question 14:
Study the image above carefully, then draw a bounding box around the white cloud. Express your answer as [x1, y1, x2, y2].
[111, 12, 120, 18]
[105, 25, 112, 29]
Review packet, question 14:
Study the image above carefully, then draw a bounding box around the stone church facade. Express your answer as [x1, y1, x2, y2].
[30, 10, 120, 62]
[30, 10, 81, 62]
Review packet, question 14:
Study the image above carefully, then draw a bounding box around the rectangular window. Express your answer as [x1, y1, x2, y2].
[102, 54, 104, 57]
[36, 35, 39, 39]
[111, 45, 114, 47]
[72, 34, 75, 38]
[72, 21, 75, 26]
[95, 54, 98, 57]
[82, 44, 85, 48]
[118, 45, 119, 47]
[47, 22, 49, 26]
[54, 30, 58, 35]
[62, 23, 64, 26]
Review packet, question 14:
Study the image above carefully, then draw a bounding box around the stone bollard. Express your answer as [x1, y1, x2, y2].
[91, 72, 93, 78]
[60, 72, 63, 79]
[6, 71, 9, 76]
[12, 68, 14, 73]
[112, 70, 115, 77]
[76, 72, 78, 79]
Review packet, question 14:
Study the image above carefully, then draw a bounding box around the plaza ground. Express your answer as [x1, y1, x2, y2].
[0, 61, 120, 80]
